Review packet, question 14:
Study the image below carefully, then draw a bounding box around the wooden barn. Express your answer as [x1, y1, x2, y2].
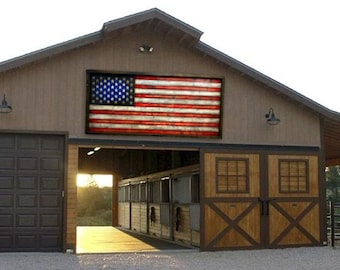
[1, 8, 340, 252]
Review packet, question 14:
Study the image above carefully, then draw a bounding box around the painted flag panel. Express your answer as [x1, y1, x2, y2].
[86, 73, 222, 137]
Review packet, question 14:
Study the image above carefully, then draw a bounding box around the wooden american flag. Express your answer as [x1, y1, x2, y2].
[86, 72, 222, 137]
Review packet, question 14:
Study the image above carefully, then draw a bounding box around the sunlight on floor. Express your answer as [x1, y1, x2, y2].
[76, 226, 159, 254]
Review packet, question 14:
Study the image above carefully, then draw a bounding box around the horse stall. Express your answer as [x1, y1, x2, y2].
[118, 164, 200, 247]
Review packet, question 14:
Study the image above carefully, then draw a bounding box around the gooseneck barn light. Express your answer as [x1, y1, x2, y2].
[265, 108, 280, 125]
[0, 94, 12, 113]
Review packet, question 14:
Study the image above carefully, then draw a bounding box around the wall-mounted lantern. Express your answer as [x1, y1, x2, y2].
[265, 108, 280, 125]
[0, 94, 12, 113]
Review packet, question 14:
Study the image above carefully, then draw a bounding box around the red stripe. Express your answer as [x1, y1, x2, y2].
[134, 93, 220, 101]
[89, 118, 219, 127]
[135, 75, 222, 84]
[89, 109, 220, 118]
[135, 84, 221, 91]
[88, 127, 219, 137]
[134, 103, 220, 110]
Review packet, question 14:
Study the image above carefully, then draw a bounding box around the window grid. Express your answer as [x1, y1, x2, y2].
[279, 159, 309, 193]
[216, 158, 249, 193]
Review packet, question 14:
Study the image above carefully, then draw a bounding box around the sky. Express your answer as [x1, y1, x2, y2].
[1, 0, 339, 112]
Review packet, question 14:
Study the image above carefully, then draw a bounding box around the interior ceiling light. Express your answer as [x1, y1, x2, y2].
[265, 108, 280, 125]
[87, 146, 101, 156]
[87, 150, 95, 156]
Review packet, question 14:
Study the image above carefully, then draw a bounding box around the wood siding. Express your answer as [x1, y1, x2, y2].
[66, 144, 78, 251]
[0, 29, 320, 148]
[118, 203, 130, 228]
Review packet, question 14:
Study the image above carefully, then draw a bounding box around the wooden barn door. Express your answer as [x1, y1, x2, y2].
[267, 155, 320, 248]
[202, 152, 321, 251]
[202, 153, 262, 250]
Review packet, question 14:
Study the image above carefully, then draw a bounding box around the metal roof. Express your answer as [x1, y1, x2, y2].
[1, 8, 340, 164]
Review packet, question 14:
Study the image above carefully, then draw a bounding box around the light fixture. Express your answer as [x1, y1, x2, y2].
[87, 150, 95, 156]
[87, 146, 101, 156]
[0, 94, 12, 113]
[139, 45, 153, 53]
[265, 108, 280, 125]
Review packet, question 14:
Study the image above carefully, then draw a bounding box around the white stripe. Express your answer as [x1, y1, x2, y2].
[89, 105, 220, 115]
[136, 79, 221, 88]
[89, 114, 220, 123]
[89, 122, 219, 132]
[135, 88, 221, 97]
[134, 97, 220, 106]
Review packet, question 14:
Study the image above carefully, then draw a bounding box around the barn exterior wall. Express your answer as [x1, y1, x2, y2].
[0, 30, 320, 148]
[0, 9, 326, 252]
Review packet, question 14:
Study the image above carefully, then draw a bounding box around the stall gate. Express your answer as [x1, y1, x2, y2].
[118, 165, 200, 247]
[202, 152, 321, 250]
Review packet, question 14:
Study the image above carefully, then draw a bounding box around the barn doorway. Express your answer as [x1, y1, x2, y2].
[76, 146, 199, 253]
[77, 174, 113, 226]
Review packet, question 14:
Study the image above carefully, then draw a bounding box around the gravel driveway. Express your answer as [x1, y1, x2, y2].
[0, 247, 339, 270]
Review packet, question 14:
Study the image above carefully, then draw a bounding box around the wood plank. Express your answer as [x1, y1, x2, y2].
[66, 144, 78, 250]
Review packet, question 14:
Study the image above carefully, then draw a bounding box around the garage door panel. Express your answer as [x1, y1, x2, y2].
[0, 133, 65, 252]
[41, 157, 62, 171]
[40, 234, 61, 249]
[17, 136, 39, 150]
[16, 235, 38, 249]
[41, 137, 64, 152]
[0, 176, 14, 189]
[0, 135, 15, 149]
[0, 214, 13, 227]
[40, 194, 61, 208]
[40, 214, 61, 227]
[17, 176, 38, 189]
[17, 214, 37, 227]
[0, 235, 13, 249]
[0, 194, 13, 207]
[17, 195, 37, 207]
[41, 176, 61, 190]
[18, 157, 39, 170]
[0, 157, 15, 169]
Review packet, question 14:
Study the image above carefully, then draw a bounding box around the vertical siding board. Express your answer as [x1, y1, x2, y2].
[66, 144, 78, 250]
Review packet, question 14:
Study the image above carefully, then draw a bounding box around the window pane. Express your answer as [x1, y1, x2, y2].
[279, 159, 308, 193]
[216, 158, 249, 193]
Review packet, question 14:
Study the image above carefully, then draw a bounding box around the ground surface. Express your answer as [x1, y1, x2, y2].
[0, 247, 339, 270]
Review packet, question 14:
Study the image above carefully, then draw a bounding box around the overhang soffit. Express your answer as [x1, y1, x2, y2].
[102, 18, 200, 48]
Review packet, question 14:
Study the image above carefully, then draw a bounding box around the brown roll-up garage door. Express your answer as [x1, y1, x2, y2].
[0, 133, 65, 252]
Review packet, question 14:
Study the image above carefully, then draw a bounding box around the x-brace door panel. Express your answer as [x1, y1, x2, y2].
[202, 153, 261, 250]
[267, 155, 321, 247]
[202, 152, 321, 251]
[204, 199, 261, 249]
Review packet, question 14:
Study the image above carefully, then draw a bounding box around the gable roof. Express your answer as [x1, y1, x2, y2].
[1, 8, 340, 164]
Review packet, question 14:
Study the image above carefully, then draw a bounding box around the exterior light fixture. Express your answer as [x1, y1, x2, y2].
[0, 94, 12, 113]
[139, 45, 153, 53]
[265, 108, 280, 125]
